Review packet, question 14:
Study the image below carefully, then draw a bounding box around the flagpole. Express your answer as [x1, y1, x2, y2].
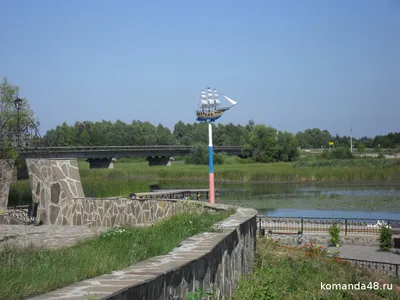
[208, 122, 215, 204]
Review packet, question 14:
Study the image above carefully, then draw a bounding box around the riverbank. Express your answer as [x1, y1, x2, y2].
[232, 238, 400, 299]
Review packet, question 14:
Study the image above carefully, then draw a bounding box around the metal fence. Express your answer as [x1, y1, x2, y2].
[257, 216, 400, 236]
[343, 258, 400, 278]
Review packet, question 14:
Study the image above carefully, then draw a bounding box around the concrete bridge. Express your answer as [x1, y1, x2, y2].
[17, 145, 243, 168]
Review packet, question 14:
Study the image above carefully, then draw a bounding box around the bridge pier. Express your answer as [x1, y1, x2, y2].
[86, 158, 114, 169]
[147, 156, 172, 166]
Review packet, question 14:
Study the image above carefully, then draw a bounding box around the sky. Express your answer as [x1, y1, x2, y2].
[0, 0, 399, 138]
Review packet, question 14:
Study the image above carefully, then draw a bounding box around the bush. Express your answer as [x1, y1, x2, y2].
[329, 222, 340, 247]
[379, 225, 393, 251]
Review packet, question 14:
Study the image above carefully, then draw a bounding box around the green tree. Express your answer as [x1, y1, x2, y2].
[357, 143, 366, 154]
[185, 143, 208, 164]
[276, 131, 299, 162]
[243, 125, 278, 163]
[0, 78, 37, 158]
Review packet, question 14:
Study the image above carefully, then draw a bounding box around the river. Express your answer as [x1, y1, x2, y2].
[157, 181, 400, 220]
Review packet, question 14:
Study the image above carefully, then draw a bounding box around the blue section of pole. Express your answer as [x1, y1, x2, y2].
[208, 146, 214, 174]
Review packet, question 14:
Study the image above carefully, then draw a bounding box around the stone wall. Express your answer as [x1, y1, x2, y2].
[28, 204, 258, 300]
[0, 159, 14, 215]
[26, 159, 85, 224]
[41, 197, 223, 226]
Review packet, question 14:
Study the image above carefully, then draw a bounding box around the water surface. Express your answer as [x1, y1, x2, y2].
[158, 180, 400, 220]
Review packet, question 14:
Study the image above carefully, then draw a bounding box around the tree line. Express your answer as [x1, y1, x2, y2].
[41, 120, 400, 163]
[43, 120, 400, 150]
[1, 77, 399, 163]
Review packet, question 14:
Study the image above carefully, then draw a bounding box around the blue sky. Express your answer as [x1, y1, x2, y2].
[0, 0, 399, 138]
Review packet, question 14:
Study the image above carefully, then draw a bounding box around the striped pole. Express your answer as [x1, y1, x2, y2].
[208, 123, 215, 204]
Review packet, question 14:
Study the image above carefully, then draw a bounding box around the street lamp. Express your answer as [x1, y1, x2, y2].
[0, 96, 41, 158]
[14, 97, 23, 147]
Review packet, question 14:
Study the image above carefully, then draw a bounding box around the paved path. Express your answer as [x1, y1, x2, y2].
[0, 225, 108, 249]
[335, 245, 400, 264]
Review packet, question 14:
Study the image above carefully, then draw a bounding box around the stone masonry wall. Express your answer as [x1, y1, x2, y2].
[52, 197, 194, 226]
[0, 159, 14, 215]
[26, 159, 85, 225]
[29, 204, 258, 300]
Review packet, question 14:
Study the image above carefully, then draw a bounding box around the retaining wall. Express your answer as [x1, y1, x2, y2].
[42, 197, 225, 227]
[29, 203, 257, 300]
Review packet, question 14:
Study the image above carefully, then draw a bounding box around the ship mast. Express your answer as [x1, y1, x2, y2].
[207, 87, 214, 112]
[200, 90, 207, 111]
[214, 89, 220, 109]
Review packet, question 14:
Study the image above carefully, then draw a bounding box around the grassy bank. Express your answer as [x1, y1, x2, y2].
[79, 158, 400, 183]
[233, 238, 400, 299]
[0, 208, 233, 300]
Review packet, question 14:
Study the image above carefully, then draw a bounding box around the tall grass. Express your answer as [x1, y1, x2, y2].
[79, 159, 400, 182]
[0, 209, 234, 300]
[8, 159, 400, 206]
[82, 178, 154, 198]
[233, 238, 400, 299]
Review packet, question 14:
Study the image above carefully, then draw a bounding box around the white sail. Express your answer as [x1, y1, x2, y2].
[208, 98, 215, 106]
[213, 89, 220, 105]
[223, 95, 238, 106]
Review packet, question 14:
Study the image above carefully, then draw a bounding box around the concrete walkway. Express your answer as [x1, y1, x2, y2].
[0, 225, 108, 249]
[335, 245, 400, 264]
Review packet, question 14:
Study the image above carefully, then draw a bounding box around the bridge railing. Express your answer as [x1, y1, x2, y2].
[18, 145, 243, 152]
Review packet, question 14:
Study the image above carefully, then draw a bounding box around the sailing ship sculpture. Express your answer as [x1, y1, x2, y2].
[196, 87, 238, 122]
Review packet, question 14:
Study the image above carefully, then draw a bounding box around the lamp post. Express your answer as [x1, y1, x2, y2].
[14, 97, 23, 147]
[0, 96, 41, 158]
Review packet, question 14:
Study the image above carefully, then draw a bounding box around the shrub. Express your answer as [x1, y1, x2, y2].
[379, 225, 393, 251]
[377, 153, 385, 159]
[329, 222, 340, 247]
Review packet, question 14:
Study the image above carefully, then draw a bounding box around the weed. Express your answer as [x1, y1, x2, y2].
[379, 225, 393, 251]
[0, 209, 233, 300]
[329, 222, 340, 247]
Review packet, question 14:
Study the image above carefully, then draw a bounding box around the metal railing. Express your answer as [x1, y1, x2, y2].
[18, 145, 243, 152]
[257, 216, 400, 236]
[343, 258, 400, 278]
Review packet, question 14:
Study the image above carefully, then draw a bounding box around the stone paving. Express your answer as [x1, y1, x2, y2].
[337, 245, 400, 264]
[0, 225, 108, 249]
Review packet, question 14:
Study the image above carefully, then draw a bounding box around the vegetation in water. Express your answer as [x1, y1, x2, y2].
[232, 238, 400, 300]
[0, 209, 234, 300]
